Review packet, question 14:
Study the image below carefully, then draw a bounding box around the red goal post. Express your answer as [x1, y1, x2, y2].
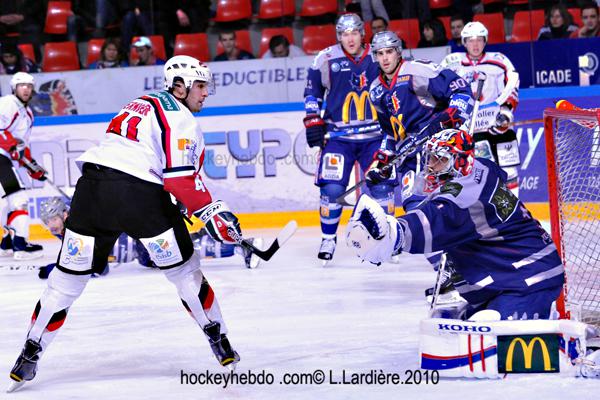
[544, 103, 600, 326]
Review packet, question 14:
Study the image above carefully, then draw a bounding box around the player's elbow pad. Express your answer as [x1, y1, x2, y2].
[164, 172, 212, 217]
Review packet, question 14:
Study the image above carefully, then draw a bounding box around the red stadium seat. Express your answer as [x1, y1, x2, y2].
[510, 10, 545, 42]
[299, 0, 338, 17]
[86, 38, 104, 66]
[173, 33, 211, 61]
[129, 35, 167, 64]
[439, 16, 451, 40]
[388, 19, 420, 49]
[44, 1, 73, 35]
[260, 27, 294, 56]
[215, 30, 253, 57]
[429, 0, 452, 10]
[258, 0, 296, 20]
[18, 44, 36, 62]
[214, 0, 252, 22]
[42, 41, 80, 72]
[568, 8, 582, 27]
[474, 13, 506, 44]
[303, 24, 336, 54]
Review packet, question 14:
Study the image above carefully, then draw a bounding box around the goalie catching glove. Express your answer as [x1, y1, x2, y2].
[196, 200, 242, 245]
[345, 194, 404, 266]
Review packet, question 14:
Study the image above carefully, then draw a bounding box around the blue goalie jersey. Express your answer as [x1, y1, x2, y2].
[304, 44, 381, 141]
[399, 158, 564, 305]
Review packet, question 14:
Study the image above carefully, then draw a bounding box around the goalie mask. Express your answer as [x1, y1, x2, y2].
[422, 129, 474, 192]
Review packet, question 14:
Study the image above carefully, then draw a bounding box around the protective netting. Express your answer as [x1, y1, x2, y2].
[549, 111, 600, 326]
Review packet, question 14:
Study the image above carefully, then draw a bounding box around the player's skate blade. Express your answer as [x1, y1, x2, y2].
[203, 322, 240, 370]
[318, 237, 336, 267]
[7, 339, 42, 393]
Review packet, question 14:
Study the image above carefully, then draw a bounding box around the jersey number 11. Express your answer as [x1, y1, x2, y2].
[107, 112, 141, 142]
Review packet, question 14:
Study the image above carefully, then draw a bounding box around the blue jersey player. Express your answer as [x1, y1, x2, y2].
[303, 14, 395, 265]
[365, 31, 474, 211]
[346, 129, 564, 321]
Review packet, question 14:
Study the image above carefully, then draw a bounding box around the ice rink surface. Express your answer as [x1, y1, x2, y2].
[1, 226, 598, 400]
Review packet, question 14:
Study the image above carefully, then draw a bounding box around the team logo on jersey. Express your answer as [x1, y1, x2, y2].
[350, 71, 368, 91]
[342, 91, 377, 123]
[489, 180, 518, 221]
[331, 63, 340, 72]
[391, 92, 401, 113]
[66, 238, 84, 256]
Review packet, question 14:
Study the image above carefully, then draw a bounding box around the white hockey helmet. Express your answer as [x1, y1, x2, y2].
[371, 31, 403, 56]
[39, 197, 68, 224]
[10, 72, 35, 91]
[163, 55, 215, 94]
[461, 21, 488, 45]
[336, 13, 365, 41]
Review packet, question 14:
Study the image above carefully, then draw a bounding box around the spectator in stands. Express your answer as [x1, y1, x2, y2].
[155, 0, 211, 57]
[214, 31, 254, 62]
[130, 36, 166, 66]
[371, 16, 388, 35]
[88, 38, 129, 69]
[449, 14, 466, 50]
[400, 0, 431, 24]
[0, 0, 43, 60]
[360, 0, 390, 23]
[121, 1, 153, 56]
[537, 4, 578, 40]
[418, 18, 448, 48]
[571, 3, 600, 38]
[262, 35, 305, 58]
[0, 42, 38, 75]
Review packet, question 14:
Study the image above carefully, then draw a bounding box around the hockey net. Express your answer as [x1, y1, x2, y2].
[544, 106, 600, 327]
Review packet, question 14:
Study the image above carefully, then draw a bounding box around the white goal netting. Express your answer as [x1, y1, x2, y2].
[545, 107, 600, 326]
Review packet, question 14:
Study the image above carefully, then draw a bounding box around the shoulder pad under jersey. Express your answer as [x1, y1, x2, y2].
[310, 44, 343, 69]
[400, 60, 441, 78]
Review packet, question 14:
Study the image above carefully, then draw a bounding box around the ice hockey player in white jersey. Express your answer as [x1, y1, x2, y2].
[346, 129, 564, 321]
[8, 56, 244, 392]
[0, 72, 47, 260]
[441, 21, 521, 196]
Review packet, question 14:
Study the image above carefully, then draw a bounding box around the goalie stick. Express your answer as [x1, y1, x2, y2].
[227, 220, 298, 261]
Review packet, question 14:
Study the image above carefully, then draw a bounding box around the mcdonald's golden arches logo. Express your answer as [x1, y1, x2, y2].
[498, 334, 559, 374]
[342, 92, 378, 124]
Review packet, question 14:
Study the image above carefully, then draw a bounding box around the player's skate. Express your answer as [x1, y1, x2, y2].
[12, 235, 43, 260]
[242, 238, 263, 269]
[318, 236, 336, 266]
[7, 339, 42, 393]
[203, 321, 240, 371]
[0, 229, 14, 257]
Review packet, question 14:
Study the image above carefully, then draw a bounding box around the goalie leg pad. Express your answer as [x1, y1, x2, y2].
[27, 269, 90, 352]
[345, 194, 403, 265]
[163, 252, 227, 333]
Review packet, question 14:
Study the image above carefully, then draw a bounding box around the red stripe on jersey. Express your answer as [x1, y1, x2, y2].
[142, 96, 173, 168]
[2, 112, 19, 131]
[7, 209, 28, 225]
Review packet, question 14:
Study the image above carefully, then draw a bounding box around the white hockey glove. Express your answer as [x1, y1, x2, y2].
[345, 194, 403, 266]
[491, 106, 514, 134]
[196, 201, 242, 245]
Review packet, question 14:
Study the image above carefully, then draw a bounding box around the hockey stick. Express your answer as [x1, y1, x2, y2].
[20, 157, 72, 199]
[428, 253, 447, 317]
[228, 220, 298, 261]
[324, 125, 381, 139]
[467, 72, 487, 135]
[335, 134, 429, 207]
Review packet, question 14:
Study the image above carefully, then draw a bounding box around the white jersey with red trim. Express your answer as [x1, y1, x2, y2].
[78, 90, 203, 184]
[0, 94, 34, 159]
[440, 51, 519, 110]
